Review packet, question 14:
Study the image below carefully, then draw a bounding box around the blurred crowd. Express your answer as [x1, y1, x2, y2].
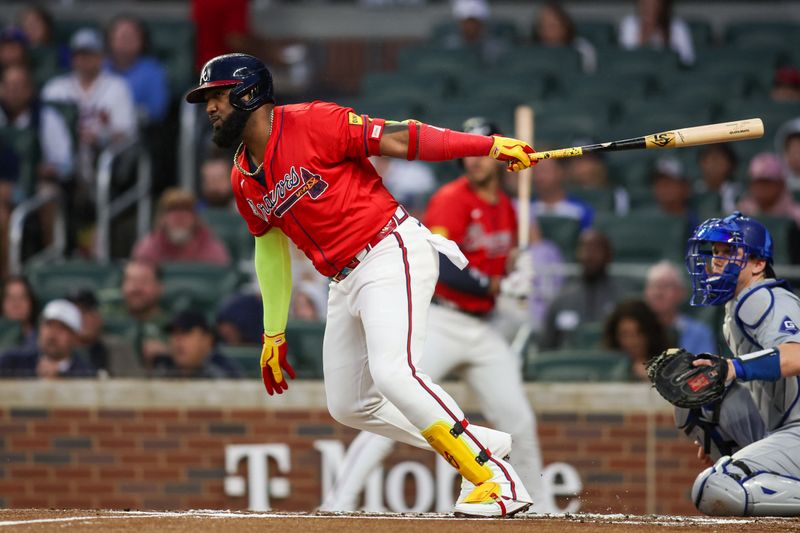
[0, 0, 798, 382]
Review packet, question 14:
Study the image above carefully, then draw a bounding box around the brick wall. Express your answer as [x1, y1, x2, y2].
[0, 382, 701, 514]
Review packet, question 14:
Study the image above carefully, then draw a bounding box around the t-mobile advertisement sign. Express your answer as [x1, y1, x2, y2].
[224, 440, 582, 512]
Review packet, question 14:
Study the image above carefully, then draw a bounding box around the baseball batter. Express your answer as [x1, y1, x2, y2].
[677, 212, 800, 516]
[185, 54, 537, 517]
[320, 118, 552, 513]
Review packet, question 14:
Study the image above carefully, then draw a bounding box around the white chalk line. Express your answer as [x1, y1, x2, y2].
[0, 509, 793, 527]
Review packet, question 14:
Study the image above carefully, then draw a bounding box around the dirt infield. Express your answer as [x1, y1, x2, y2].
[1, 509, 798, 532]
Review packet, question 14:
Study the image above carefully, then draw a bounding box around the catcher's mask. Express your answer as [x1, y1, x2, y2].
[185, 53, 274, 112]
[685, 211, 773, 306]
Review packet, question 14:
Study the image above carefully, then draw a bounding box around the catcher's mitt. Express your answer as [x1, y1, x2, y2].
[645, 348, 729, 408]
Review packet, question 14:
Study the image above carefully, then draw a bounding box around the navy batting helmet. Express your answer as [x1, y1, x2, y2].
[185, 53, 274, 111]
[685, 211, 774, 306]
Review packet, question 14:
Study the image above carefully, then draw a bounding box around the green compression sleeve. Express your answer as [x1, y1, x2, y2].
[254, 228, 292, 336]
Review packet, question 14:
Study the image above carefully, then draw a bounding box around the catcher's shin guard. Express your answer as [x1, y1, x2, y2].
[422, 421, 493, 485]
[693, 456, 800, 516]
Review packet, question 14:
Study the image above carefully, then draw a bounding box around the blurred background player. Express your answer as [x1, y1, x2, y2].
[675, 212, 800, 516]
[320, 117, 553, 513]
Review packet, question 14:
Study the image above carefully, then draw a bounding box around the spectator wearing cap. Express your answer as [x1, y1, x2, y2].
[69, 288, 141, 377]
[216, 291, 263, 346]
[445, 0, 508, 65]
[0, 299, 94, 378]
[775, 117, 800, 192]
[648, 156, 697, 231]
[104, 15, 169, 124]
[737, 152, 800, 228]
[131, 188, 231, 266]
[41, 27, 137, 184]
[772, 66, 800, 103]
[154, 310, 242, 379]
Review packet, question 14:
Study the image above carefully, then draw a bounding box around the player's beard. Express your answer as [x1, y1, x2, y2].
[212, 108, 251, 148]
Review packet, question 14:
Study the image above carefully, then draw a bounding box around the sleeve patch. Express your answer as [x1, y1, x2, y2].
[779, 316, 799, 334]
[348, 112, 363, 125]
[370, 123, 383, 140]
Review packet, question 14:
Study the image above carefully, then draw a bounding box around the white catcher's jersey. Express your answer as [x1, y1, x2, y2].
[723, 278, 800, 430]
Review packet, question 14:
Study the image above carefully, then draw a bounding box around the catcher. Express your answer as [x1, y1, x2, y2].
[647, 212, 800, 517]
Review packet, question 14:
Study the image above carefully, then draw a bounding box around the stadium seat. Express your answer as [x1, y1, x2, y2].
[594, 212, 687, 264]
[397, 46, 482, 77]
[687, 19, 716, 48]
[427, 19, 519, 48]
[220, 345, 260, 380]
[606, 151, 657, 190]
[718, 100, 800, 152]
[201, 209, 254, 263]
[535, 215, 582, 261]
[559, 72, 655, 105]
[524, 349, 631, 382]
[564, 321, 604, 350]
[0, 319, 22, 351]
[574, 20, 616, 47]
[0, 127, 39, 199]
[758, 216, 794, 265]
[566, 187, 615, 214]
[26, 260, 122, 303]
[145, 20, 195, 97]
[285, 319, 326, 379]
[595, 47, 681, 78]
[360, 71, 451, 103]
[160, 262, 241, 315]
[498, 46, 583, 78]
[422, 99, 514, 133]
[465, 72, 552, 104]
[725, 21, 800, 47]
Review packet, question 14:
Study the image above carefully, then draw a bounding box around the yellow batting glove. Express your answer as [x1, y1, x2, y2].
[260, 333, 296, 396]
[489, 136, 536, 172]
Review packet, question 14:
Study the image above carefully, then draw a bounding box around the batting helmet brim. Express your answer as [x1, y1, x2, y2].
[185, 79, 240, 104]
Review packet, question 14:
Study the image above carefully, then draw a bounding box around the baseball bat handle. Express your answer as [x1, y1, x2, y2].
[530, 118, 764, 161]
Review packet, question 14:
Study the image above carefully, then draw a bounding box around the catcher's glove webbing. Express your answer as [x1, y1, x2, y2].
[646, 348, 729, 408]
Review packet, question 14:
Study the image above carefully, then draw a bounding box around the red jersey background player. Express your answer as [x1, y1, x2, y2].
[186, 53, 537, 517]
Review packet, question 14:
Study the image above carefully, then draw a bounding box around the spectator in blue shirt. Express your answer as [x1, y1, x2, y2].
[529, 157, 594, 230]
[643, 260, 716, 355]
[105, 15, 169, 124]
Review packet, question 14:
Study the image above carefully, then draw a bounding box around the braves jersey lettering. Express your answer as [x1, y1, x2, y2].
[231, 101, 398, 276]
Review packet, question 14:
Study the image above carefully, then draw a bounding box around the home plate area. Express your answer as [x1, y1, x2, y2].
[1, 510, 799, 532]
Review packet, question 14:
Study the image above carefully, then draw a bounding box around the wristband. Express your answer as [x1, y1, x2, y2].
[732, 347, 781, 381]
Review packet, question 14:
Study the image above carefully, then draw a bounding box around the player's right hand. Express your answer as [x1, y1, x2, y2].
[489, 136, 536, 172]
[261, 332, 296, 396]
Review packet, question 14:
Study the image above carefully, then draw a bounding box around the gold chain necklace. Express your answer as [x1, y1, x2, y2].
[234, 108, 273, 177]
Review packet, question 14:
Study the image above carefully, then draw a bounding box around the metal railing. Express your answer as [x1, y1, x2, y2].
[94, 141, 153, 263]
[8, 188, 66, 275]
[178, 100, 200, 192]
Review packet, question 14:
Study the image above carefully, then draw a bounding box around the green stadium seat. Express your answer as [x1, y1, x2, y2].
[719, 101, 800, 153]
[535, 215, 582, 261]
[26, 260, 122, 303]
[201, 209, 254, 263]
[285, 319, 326, 379]
[428, 19, 519, 47]
[692, 191, 723, 222]
[566, 187, 615, 214]
[574, 20, 616, 47]
[759, 216, 793, 265]
[617, 101, 714, 134]
[498, 46, 583, 78]
[687, 19, 716, 48]
[606, 150, 657, 190]
[595, 48, 681, 78]
[145, 20, 195, 97]
[0, 319, 23, 351]
[594, 212, 687, 264]
[564, 321, 604, 350]
[397, 46, 482, 77]
[524, 349, 631, 382]
[465, 72, 552, 103]
[0, 127, 39, 199]
[361, 71, 451, 103]
[725, 21, 800, 46]
[160, 262, 241, 315]
[559, 72, 655, 104]
[422, 99, 514, 133]
[221, 345, 261, 379]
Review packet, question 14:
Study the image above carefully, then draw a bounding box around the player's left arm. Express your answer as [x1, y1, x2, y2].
[254, 228, 296, 395]
[376, 119, 535, 172]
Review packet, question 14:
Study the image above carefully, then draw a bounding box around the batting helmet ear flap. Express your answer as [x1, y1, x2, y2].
[229, 68, 274, 111]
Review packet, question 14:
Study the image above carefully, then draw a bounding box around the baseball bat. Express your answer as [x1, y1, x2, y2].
[515, 105, 534, 248]
[530, 118, 764, 161]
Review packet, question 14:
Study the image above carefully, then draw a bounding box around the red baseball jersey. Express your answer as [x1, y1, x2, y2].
[231, 101, 398, 277]
[424, 177, 517, 314]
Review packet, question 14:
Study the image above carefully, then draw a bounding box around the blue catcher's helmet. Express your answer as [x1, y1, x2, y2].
[185, 53, 274, 111]
[685, 211, 773, 306]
